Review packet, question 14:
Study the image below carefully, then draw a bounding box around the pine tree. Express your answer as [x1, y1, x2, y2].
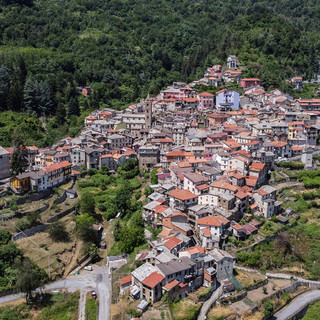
[67, 96, 80, 118]
[23, 76, 39, 114]
[0, 65, 11, 111]
[11, 131, 28, 176]
[38, 80, 53, 117]
[55, 102, 66, 125]
[24, 77, 53, 116]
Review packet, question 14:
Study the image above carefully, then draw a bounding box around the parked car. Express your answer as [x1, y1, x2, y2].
[91, 290, 97, 299]
[84, 266, 93, 271]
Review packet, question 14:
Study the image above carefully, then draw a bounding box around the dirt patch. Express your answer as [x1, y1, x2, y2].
[208, 305, 236, 319]
[246, 279, 291, 302]
[16, 215, 83, 280]
[235, 269, 266, 288]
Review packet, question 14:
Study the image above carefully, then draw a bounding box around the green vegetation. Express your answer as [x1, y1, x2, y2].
[169, 298, 200, 320]
[0, 292, 79, 320]
[0, 229, 47, 294]
[277, 162, 304, 170]
[298, 170, 320, 188]
[1, 1, 320, 144]
[78, 159, 145, 255]
[303, 299, 320, 320]
[47, 220, 69, 242]
[236, 219, 320, 279]
[85, 296, 98, 320]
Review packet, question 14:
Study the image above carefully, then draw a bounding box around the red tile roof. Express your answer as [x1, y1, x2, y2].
[43, 162, 62, 173]
[197, 216, 223, 227]
[211, 181, 238, 192]
[168, 188, 197, 200]
[142, 272, 164, 288]
[250, 162, 265, 171]
[163, 279, 179, 291]
[120, 275, 132, 286]
[198, 92, 214, 96]
[164, 236, 182, 250]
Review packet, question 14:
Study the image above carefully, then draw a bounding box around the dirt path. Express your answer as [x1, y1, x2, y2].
[78, 289, 87, 320]
[63, 241, 82, 277]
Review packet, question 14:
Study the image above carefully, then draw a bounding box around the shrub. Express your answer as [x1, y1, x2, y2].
[278, 161, 304, 170]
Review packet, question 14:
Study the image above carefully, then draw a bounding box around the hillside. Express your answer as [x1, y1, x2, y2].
[0, 0, 320, 145]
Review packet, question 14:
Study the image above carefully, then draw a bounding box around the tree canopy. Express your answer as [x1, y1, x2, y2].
[0, 1, 320, 145]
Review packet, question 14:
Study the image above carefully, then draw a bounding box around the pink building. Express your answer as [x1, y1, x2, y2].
[197, 92, 214, 111]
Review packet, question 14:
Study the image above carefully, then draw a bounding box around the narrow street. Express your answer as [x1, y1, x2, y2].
[0, 265, 111, 320]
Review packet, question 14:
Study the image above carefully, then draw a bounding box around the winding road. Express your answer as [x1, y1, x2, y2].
[274, 290, 320, 320]
[0, 265, 111, 320]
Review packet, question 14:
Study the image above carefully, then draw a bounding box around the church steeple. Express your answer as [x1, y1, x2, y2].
[145, 95, 152, 129]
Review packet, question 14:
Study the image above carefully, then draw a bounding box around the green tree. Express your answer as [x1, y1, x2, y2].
[76, 213, 96, 243]
[79, 192, 95, 216]
[26, 211, 40, 228]
[113, 220, 122, 242]
[150, 168, 159, 185]
[47, 221, 69, 242]
[16, 260, 47, 303]
[10, 131, 28, 176]
[0, 230, 11, 245]
[0, 65, 10, 110]
[67, 96, 80, 118]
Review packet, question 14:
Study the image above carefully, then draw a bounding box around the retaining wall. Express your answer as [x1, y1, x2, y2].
[46, 207, 74, 223]
[13, 224, 48, 241]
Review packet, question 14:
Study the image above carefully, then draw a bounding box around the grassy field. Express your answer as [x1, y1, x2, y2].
[303, 299, 320, 320]
[0, 292, 79, 320]
[169, 298, 201, 320]
[85, 294, 98, 320]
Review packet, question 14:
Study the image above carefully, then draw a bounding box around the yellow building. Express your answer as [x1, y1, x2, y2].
[11, 173, 31, 193]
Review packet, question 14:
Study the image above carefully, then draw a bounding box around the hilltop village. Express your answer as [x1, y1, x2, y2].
[1, 55, 320, 314]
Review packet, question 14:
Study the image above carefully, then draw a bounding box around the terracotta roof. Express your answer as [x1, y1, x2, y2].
[142, 272, 164, 288]
[120, 275, 132, 286]
[232, 223, 244, 231]
[272, 141, 287, 148]
[164, 236, 182, 250]
[250, 162, 265, 171]
[200, 227, 211, 237]
[235, 191, 248, 199]
[163, 279, 179, 291]
[43, 163, 62, 173]
[59, 161, 72, 168]
[158, 227, 174, 238]
[211, 181, 238, 192]
[292, 146, 302, 151]
[168, 188, 197, 200]
[197, 216, 223, 227]
[154, 205, 169, 214]
[196, 184, 210, 191]
[198, 92, 214, 96]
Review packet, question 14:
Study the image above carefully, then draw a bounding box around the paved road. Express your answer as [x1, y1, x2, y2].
[197, 285, 223, 320]
[0, 265, 111, 320]
[275, 290, 320, 320]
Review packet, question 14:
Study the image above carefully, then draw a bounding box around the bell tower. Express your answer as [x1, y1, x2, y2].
[145, 95, 152, 129]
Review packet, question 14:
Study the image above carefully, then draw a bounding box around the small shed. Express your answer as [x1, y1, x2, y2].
[137, 299, 149, 312]
[66, 189, 77, 199]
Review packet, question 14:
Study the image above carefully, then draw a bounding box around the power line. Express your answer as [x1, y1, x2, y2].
[1, 213, 51, 278]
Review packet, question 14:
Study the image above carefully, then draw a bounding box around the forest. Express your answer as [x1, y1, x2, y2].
[1, 0, 320, 146]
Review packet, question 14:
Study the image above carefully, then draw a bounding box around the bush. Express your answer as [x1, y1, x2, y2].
[126, 308, 141, 317]
[278, 161, 304, 169]
[262, 299, 274, 316]
[47, 221, 69, 242]
[15, 219, 30, 232]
